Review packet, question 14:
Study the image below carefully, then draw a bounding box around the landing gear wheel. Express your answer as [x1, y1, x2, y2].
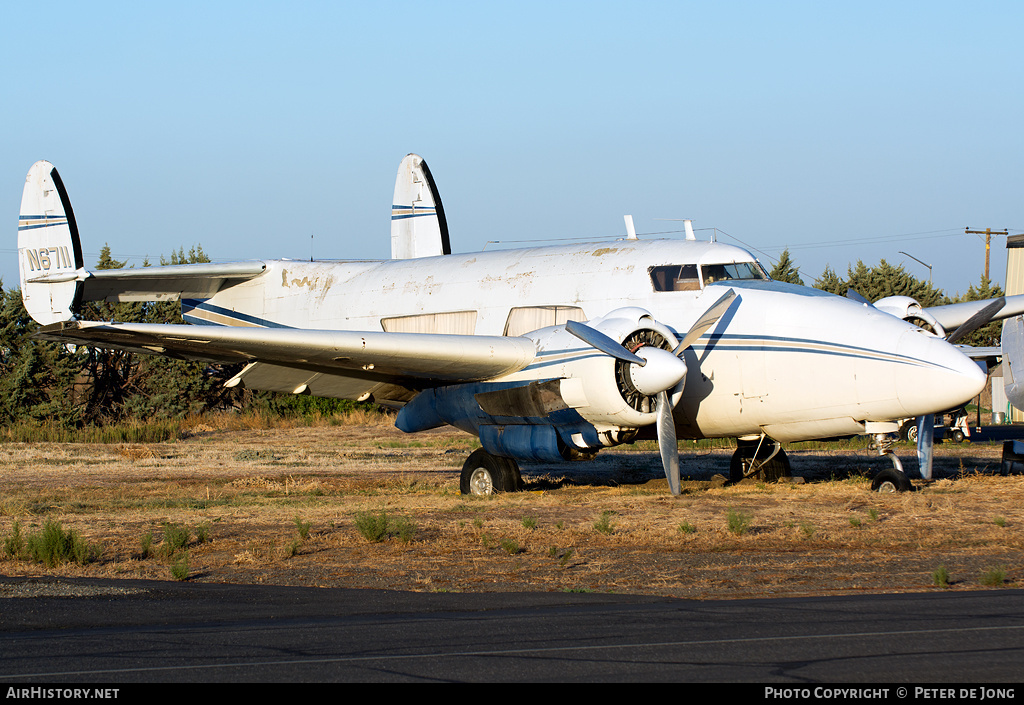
[730, 442, 791, 483]
[950, 429, 965, 444]
[460, 449, 522, 495]
[871, 467, 912, 493]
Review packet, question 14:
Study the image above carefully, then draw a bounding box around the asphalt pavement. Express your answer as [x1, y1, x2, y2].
[2, 577, 1023, 684]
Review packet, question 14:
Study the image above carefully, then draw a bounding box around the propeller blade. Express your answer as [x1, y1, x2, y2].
[565, 320, 646, 365]
[945, 297, 1005, 345]
[656, 390, 680, 495]
[672, 288, 736, 355]
[916, 413, 934, 480]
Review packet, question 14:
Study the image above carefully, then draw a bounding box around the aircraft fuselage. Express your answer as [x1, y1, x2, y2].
[182, 238, 985, 444]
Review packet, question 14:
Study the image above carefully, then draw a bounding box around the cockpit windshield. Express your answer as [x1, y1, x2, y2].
[701, 262, 766, 286]
[649, 261, 767, 292]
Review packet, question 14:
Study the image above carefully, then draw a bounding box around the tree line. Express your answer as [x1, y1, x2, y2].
[768, 248, 1003, 348]
[0, 244, 353, 430]
[0, 245, 1005, 430]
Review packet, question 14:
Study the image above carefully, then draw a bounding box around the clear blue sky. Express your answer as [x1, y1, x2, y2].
[3, 1, 1021, 298]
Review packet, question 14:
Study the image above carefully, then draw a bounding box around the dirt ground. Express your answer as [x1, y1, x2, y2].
[1, 422, 1022, 600]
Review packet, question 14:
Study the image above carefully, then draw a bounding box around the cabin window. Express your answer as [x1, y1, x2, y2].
[381, 310, 478, 335]
[700, 262, 766, 286]
[649, 265, 701, 292]
[504, 306, 586, 337]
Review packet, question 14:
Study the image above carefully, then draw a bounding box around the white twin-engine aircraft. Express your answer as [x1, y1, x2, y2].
[18, 157, 1022, 495]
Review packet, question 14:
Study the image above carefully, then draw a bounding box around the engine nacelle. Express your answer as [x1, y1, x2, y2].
[520, 307, 682, 432]
[873, 295, 946, 337]
[394, 307, 683, 460]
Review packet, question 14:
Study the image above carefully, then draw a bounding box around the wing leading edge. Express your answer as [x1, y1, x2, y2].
[35, 321, 537, 403]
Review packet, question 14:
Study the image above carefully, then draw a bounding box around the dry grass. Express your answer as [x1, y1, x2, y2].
[1, 421, 1022, 599]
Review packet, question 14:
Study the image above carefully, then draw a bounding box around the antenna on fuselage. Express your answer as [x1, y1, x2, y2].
[652, 218, 699, 241]
[624, 215, 638, 239]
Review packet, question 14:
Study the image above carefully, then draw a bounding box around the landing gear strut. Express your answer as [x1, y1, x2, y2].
[869, 432, 912, 492]
[460, 449, 522, 495]
[730, 437, 791, 483]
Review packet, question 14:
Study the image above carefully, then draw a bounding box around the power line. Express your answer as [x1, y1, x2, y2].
[965, 227, 1009, 281]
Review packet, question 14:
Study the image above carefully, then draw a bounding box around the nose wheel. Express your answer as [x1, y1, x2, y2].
[870, 432, 913, 492]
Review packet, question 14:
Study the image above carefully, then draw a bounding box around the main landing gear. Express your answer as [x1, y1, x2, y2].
[730, 437, 791, 483]
[460, 449, 523, 495]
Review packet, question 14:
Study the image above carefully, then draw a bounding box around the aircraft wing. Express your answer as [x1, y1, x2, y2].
[34, 321, 537, 403]
[924, 294, 1024, 331]
[956, 344, 1002, 372]
[957, 345, 1002, 359]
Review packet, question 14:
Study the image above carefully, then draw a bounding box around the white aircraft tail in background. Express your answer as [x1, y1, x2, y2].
[391, 154, 450, 260]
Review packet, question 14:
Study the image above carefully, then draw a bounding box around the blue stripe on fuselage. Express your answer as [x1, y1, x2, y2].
[181, 299, 293, 328]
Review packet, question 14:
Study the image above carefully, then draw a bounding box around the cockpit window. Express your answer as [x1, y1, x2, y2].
[701, 262, 765, 285]
[649, 264, 701, 292]
[650, 261, 766, 291]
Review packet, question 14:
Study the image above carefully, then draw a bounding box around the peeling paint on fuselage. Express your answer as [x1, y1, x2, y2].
[205, 240, 764, 437]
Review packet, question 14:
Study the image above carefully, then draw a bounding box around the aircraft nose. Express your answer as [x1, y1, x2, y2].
[895, 331, 987, 417]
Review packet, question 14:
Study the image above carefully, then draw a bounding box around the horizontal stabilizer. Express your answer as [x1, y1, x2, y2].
[81, 262, 267, 303]
[16, 161, 267, 324]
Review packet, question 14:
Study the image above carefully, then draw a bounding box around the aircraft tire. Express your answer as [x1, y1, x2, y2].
[460, 449, 522, 495]
[871, 467, 912, 493]
[729, 446, 791, 483]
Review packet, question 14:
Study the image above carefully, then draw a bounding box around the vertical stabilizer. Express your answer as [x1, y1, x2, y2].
[390, 154, 451, 259]
[18, 161, 85, 324]
[1003, 316, 1024, 413]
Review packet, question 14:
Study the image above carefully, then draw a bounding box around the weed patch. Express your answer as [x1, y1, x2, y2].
[22, 520, 98, 567]
[594, 511, 615, 535]
[981, 567, 1006, 587]
[354, 511, 417, 543]
[727, 509, 753, 536]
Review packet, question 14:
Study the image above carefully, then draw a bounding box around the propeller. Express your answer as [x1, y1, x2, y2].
[566, 289, 737, 495]
[916, 298, 1002, 482]
[945, 297, 1005, 345]
[565, 320, 646, 366]
[916, 413, 934, 480]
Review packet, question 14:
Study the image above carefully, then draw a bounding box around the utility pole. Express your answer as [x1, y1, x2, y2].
[965, 227, 1008, 281]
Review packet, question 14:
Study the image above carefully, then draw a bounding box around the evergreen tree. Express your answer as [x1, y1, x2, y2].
[0, 286, 80, 426]
[814, 259, 947, 307]
[843, 259, 946, 307]
[813, 265, 846, 296]
[768, 249, 804, 285]
[950, 275, 1004, 347]
[77, 243, 226, 422]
